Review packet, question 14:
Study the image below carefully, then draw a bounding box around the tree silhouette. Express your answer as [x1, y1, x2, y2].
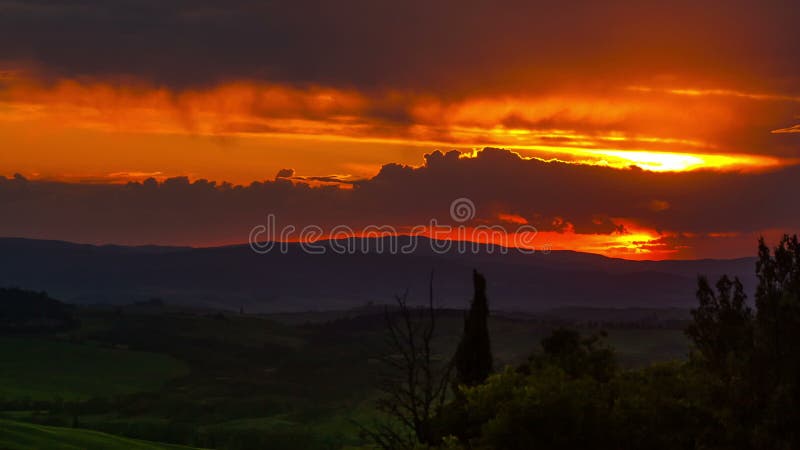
[364, 272, 452, 449]
[686, 274, 753, 380]
[534, 328, 616, 382]
[752, 235, 800, 447]
[430, 236, 800, 449]
[454, 270, 493, 387]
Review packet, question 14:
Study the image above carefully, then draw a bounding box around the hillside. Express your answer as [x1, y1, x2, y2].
[0, 287, 77, 332]
[0, 418, 200, 450]
[0, 237, 756, 312]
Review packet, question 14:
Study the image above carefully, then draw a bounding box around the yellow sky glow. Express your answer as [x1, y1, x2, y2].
[1, 76, 794, 184]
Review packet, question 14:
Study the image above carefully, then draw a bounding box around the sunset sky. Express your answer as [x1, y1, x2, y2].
[1, 0, 799, 259]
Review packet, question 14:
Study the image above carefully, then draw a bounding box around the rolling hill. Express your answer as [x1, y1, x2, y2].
[0, 237, 756, 312]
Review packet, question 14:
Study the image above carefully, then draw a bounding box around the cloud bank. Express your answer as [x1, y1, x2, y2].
[1, 148, 797, 258]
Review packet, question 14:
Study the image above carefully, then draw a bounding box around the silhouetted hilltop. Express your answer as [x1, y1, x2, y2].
[0, 287, 77, 332]
[0, 237, 756, 313]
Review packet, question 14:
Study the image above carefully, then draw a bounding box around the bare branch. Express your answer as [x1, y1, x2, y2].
[364, 273, 452, 449]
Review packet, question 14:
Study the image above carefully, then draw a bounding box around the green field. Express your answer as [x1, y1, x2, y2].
[0, 418, 199, 449]
[0, 338, 188, 401]
[0, 306, 690, 449]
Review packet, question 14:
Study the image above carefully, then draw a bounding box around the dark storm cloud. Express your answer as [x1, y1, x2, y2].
[275, 168, 294, 179]
[0, 148, 798, 249]
[353, 148, 800, 235]
[1, 0, 798, 93]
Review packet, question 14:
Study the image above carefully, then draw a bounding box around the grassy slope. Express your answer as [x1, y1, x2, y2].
[0, 338, 188, 401]
[0, 418, 199, 450]
[0, 309, 689, 449]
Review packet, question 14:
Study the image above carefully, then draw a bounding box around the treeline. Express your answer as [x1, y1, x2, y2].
[0, 287, 77, 333]
[371, 235, 800, 450]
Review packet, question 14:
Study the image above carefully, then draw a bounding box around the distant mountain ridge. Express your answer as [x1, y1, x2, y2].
[0, 237, 757, 312]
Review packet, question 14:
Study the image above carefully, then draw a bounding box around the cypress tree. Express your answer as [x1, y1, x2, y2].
[454, 270, 493, 386]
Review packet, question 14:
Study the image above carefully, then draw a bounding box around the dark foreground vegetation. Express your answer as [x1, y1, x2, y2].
[0, 287, 77, 333]
[364, 235, 800, 450]
[0, 235, 797, 449]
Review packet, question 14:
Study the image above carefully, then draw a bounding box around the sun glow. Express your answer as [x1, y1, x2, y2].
[381, 219, 674, 260]
[583, 149, 784, 172]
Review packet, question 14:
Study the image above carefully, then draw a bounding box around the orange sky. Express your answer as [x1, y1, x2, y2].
[0, 74, 795, 181]
[1, 72, 798, 259]
[0, 1, 798, 259]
